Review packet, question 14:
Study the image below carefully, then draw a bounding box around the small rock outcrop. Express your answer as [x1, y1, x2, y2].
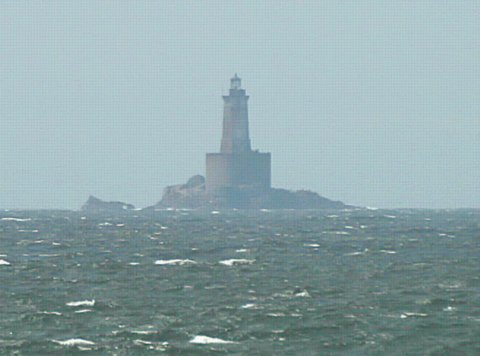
[153, 175, 348, 210]
[81, 196, 135, 212]
[157, 175, 208, 209]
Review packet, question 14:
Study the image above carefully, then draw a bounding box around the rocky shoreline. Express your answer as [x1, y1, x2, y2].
[82, 175, 350, 212]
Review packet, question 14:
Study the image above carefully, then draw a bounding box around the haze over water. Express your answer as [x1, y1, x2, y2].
[1, 1, 479, 209]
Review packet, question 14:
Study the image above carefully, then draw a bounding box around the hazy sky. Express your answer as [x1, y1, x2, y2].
[1, 1, 479, 209]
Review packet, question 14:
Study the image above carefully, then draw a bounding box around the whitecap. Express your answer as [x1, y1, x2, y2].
[1, 217, 31, 222]
[294, 290, 311, 297]
[241, 303, 259, 309]
[128, 262, 140, 266]
[304, 243, 320, 248]
[0, 259, 11, 266]
[379, 250, 397, 254]
[211, 211, 220, 215]
[154, 259, 196, 265]
[190, 335, 237, 344]
[235, 249, 249, 253]
[74, 309, 93, 313]
[134, 340, 169, 350]
[78, 347, 93, 351]
[52, 338, 95, 346]
[438, 282, 463, 290]
[41, 311, 62, 316]
[219, 259, 255, 266]
[401, 312, 428, 318]
[66, 300, 95, 307]
[131, 330, 157, 335]
[345, 251, 364, 256]
[266, 313, 286, 317]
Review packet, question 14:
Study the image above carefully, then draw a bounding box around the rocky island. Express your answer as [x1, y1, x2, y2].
[153, 175, 347, 210]
[81, 196, 135, 212]
[82, 75, 350, 212]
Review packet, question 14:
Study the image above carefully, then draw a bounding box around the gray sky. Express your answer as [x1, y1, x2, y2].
[1, 1, 479, 209]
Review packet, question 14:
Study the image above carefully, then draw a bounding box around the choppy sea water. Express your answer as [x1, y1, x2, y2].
[0, 208, 479, 355]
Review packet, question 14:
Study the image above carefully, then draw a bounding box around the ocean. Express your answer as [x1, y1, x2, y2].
[0, 208, 479, 355]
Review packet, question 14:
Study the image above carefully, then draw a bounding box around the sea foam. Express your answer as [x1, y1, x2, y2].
[41, 311, 62, 316]
[52, 338, 95, 346]
[154, 259, 196, 265]
[1, 217, 31, 222]
[190, 335, 237, 344]
[219, 259, 255, 266]
[66, 300, 95, 307]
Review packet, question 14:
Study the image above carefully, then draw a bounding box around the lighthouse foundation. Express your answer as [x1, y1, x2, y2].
[206, 152, 271, 195]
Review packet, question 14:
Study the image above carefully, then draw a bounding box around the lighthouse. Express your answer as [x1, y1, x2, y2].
[220, 74, 252, 153]
[206, 75, 271, 199]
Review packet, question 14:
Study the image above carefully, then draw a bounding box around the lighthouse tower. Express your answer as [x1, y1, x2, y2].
[206, 75, 271, 199]
[220, 74, 252, 153]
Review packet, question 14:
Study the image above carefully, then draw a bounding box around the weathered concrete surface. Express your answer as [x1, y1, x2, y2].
[206, 152, 271, 194]
[206, 75, 271, 196]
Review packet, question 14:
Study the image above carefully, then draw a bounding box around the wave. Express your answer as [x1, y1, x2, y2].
[52, 338, 95, 346]
[190, 335, 237, 344]
[1, 217, 31, 222]
[219, 259, 255, 266]
[66, 300, 95, 307]
[154, 259, 196, 265]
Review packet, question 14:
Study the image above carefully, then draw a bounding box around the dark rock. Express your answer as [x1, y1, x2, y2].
[156, 177, 207, 209]
[185, 175, 205, 188]
[81, 196, 135, 212]
[153, 175, 349, 210]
